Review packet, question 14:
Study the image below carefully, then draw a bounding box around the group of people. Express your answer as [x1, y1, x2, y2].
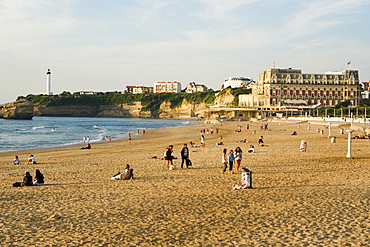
[200, 128, 218, 135]
[221, 147, 243, 174]
[12, 155, 37, 165]
[15, 169, 44, 187]
[164, 144, 191, 170]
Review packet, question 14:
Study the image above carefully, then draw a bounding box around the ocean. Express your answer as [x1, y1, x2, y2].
[0, 117, 194, 153]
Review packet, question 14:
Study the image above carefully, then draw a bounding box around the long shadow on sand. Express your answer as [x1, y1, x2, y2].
[255, 183, 346, 190]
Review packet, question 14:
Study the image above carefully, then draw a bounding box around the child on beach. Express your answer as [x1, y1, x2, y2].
[228, 150, 235, 174]
[221, 148, 228, 174]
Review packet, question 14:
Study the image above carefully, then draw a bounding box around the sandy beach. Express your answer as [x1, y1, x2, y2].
[1, 120, 369, 246]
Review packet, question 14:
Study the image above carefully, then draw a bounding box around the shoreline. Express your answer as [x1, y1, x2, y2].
[0, 117, 198, 155]
[1, 120, 369, 245]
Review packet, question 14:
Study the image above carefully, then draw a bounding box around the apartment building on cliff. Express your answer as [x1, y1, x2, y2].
[126, 86, 153, 94]
[154, 81, 182, 93]
[185, 82, 207, 93]
[239, 68, 360, 107]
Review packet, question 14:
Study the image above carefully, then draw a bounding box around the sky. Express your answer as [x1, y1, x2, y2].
[1, 0, 370, 103]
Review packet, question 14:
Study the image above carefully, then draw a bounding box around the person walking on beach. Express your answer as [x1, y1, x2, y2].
[221, 148, 228, 174]
[234, 147, 243, 172]
[165, 145, 174, 170]
[180, 143, 189, 169]
[200, 134, 205, 146]
[228, 150, 235, 174]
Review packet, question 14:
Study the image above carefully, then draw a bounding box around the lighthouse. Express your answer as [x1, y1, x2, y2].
[46, 69, 53, 95]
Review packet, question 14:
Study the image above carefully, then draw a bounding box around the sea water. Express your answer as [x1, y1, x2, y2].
[0, 117, 194, 153]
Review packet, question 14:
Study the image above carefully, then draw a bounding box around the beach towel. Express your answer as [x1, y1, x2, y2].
[111, 172, 122, 180]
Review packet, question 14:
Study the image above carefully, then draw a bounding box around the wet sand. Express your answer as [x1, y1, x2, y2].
[1, 120, 369, 246]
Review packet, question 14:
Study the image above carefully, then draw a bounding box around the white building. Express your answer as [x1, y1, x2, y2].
[126, 86, 153, 94]
[223, 76, 252, 88]
[154, 81, 182, 93]
[185, 82, 207, 93]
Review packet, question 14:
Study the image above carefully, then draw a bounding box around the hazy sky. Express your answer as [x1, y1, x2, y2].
[1, 0, 369, 103]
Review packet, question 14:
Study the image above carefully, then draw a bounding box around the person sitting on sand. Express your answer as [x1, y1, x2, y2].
[248, 145, 255, 153]
[33, 169, 44, 185]
[12, 155, 20, 165]
[26, 155, 37, 164]
[81, 143, 91, 149]
[291, 131, 297, 135]
[258, 136, 264, 146]
[23, 171, 33, 186]
[122, 164, 134, 180]
[216, 141, 223, 145]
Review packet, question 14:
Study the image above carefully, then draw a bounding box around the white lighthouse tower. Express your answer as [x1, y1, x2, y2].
[46, 68, 53, 95]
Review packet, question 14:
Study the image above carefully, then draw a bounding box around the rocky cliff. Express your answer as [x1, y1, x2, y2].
[33, 99, 211, 119]
[214, 89, 235, 106]
[0, 100, 34, 119]
[158, 99, 209, 118]
[35, 105, 133, 118]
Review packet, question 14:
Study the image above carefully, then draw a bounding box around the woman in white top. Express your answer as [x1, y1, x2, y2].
[221, 148, 228, 174]
[234, 147, 243, 172]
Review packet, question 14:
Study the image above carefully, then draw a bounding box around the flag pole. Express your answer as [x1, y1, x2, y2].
[347, 61, 351, 70]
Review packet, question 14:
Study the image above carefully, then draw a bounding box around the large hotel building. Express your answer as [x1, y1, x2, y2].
[240, 68, 361, 107]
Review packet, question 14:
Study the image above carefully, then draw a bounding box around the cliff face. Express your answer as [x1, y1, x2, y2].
[0, 100, 34, 120]
[214, 89, 235, 105]
[35, 105, 134, 118]
[158, 99, 209, 118]
[33, 100, 211, 119]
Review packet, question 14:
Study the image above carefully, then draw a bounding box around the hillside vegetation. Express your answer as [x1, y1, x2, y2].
[18, 91, 217, 112]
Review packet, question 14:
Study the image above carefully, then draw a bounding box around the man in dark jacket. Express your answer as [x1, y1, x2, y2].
[180, 143, 189, 169]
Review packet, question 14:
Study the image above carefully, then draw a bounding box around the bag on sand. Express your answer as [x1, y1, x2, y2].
[13, 182, 22, 187]
[186, 159, 192, 166]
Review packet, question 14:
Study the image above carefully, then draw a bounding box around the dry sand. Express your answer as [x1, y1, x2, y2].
[0, 120, 369, 246]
